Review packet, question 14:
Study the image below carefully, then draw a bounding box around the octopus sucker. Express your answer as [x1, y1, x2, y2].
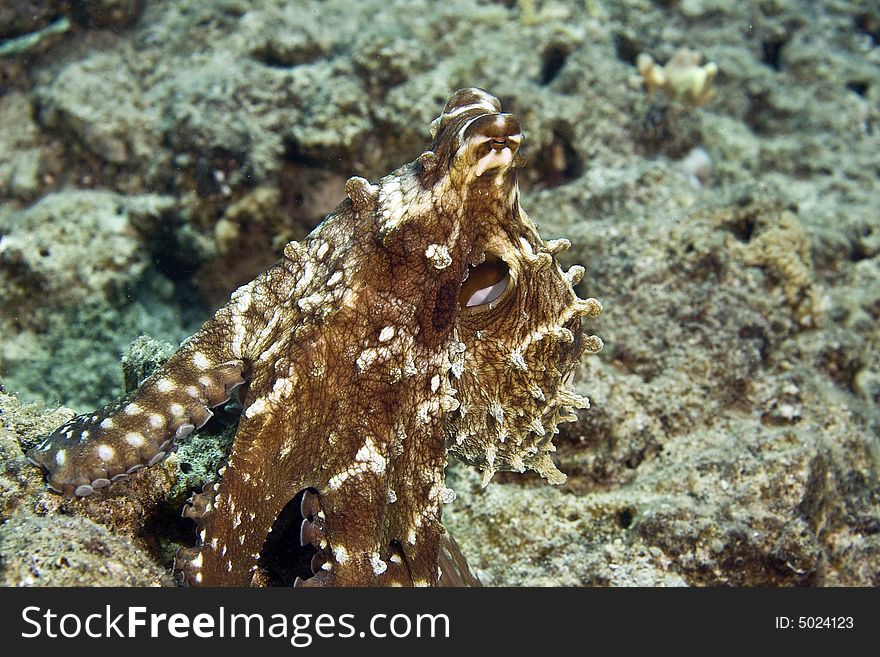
[28, 88, 601, 586]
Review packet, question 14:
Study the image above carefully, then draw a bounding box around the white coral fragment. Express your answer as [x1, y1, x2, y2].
[637, 48, 718, 107]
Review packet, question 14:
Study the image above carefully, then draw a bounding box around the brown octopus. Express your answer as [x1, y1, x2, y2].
[27, 88, 602, 586]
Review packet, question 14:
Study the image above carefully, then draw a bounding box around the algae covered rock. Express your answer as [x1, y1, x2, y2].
[0, 190, 175, 323]
[0, 513, 169, 586]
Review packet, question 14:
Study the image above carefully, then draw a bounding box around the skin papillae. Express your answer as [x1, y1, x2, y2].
[27, 88, 602, 586]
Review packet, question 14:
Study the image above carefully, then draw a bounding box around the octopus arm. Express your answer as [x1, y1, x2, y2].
[179, 305, 453, 586]
[21, 271, 300, 496]
[177, 409, 311, 586]
[26, 341, 243, 497]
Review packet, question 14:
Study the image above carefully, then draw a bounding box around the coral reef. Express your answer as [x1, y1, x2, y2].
[0, 191, 171, 319]
[0, 91, 62, 200]
[637, 48, 719, 107]
[69, 0, 145, 29]
[0, 514, 168, 586]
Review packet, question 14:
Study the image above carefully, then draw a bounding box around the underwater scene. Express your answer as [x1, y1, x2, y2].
[0, 0, 878, 586]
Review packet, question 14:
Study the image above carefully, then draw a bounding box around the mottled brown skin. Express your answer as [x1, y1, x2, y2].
[27, 88, 601, 586]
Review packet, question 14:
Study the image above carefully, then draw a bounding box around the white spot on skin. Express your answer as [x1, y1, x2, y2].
[425, 243, 452, 270]
[314, 241, 329, 261]
[185, 385, 200, 398]
[488, 401, 504, 425]
[379, 326, 395, 342]
[192, 352, 211, 370]
[443, 391, 459, 412]
[510, 349, 527, 371]
[96, 444, 115, 461]
[293, 258, 317, 295]
[125, 432, 145, 448]
[370, 553, 388, 576]
[486, 446, 497, 468]
[438, 486, 456, 504]
[124, 403, 142, 415]
[509, 454, 525, 471]
[430, 374, 441, 392]
[355, 348, 378, 372]
[327, 438, 388, 490]
[244, 398, 268, 419]
[333, 545, 350, 565]
[271, 377, 295, 399]
[297, 293, 326, 313]
[355, 437, 387, 475]
[149, 414, 165, 429]
[229, 286, 253, 358]
[55, 450, 66, 466]
[326, 270, 343, 287]
[99, 418, 114, 430]
[327, 467, 356, 490]
[518, 236, 536, 259]
[156, 378, 174, 393]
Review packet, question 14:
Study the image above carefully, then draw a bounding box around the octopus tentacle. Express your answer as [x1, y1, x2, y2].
[176, 481, 219, 585]
[179, 412, 316, 585]
[176, 299, 453, 585]
[24, 238, 317, 496]
[27, 339, 245, 496]
[438, 532, 482, 587]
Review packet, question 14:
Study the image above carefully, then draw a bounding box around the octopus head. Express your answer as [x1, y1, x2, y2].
[421, 89, 603, 485]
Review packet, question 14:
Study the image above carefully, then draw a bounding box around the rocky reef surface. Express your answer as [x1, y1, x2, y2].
[0, 0, 877, 585]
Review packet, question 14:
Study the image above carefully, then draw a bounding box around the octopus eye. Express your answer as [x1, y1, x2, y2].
[459, 256, 510, 308]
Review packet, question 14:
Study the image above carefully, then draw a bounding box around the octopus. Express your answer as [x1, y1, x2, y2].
[27, 88, 602, 586]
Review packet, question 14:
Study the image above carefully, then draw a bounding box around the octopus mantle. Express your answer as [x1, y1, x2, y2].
[28, 88, 602, 586]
